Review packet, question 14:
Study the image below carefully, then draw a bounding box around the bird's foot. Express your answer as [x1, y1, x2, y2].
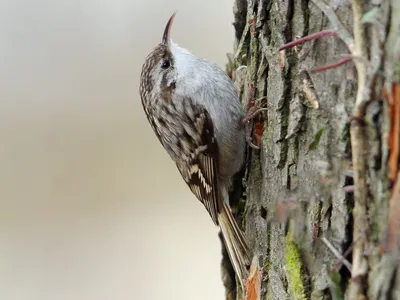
[241, 98, 267, 150]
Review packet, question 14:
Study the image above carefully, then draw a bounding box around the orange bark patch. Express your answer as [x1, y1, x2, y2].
[384, 83, 400, 181]
[245, 260, 261, 300]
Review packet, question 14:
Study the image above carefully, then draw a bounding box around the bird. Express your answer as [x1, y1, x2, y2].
[139, 12, 251, 289]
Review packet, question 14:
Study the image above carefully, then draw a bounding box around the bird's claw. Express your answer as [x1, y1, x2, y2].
[241, 98, 267, 149]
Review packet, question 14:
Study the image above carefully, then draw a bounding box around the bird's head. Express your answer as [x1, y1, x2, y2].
[140, 13, 191, 103]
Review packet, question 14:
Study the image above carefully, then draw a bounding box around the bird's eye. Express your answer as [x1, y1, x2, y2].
[161, 59, 170, 69]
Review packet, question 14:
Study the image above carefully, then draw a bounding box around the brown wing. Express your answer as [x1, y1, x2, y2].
[176, 106, 220, 225]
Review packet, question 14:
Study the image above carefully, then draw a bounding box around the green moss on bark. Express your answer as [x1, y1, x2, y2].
[285, 230, 307, 300]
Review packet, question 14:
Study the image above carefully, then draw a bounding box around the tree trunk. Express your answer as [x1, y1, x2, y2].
[222, 0, 400, 299]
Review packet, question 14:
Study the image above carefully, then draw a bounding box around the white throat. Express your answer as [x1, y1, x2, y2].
[169, 40, 202, 96]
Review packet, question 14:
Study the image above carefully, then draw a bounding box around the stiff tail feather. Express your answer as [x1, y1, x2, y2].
[218, 201, 250, 290]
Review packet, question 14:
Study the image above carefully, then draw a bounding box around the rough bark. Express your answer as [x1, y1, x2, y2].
[222, 0, 400, 299]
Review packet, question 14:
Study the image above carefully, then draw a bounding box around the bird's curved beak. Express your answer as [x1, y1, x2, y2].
[162, 12, 176, 48]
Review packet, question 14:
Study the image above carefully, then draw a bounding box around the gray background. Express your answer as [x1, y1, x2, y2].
[0, 1, 235, 299]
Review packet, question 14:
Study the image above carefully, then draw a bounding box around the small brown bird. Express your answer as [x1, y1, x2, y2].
[139, 13, 250, 288]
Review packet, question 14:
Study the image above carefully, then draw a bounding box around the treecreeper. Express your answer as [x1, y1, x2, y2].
[139, 12, 252, 292]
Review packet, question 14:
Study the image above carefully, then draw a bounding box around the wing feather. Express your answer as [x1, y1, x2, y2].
[177, 105, 220, 225]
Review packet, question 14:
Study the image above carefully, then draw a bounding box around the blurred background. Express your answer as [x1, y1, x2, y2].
[0, 1, 236, 299]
